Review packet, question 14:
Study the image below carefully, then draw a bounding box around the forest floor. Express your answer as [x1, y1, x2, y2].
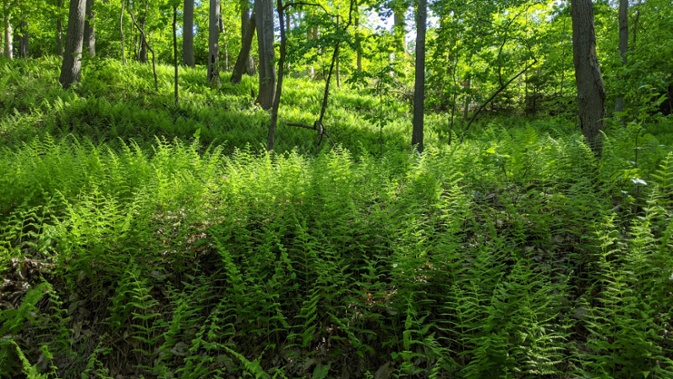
[2, 58, 673, 378]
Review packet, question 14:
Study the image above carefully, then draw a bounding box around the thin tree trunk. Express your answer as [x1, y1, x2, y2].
[231, 12, 256, 84]
[571, 0, 606, 156]
[138, 0, 147, 63]
[632, 3, 640, 49]
[128, 7, 157, 90]
[57, 0, 64, 56]
[120, 0, 125, 64]
[19, 19, 28, 58]
[463, 78, 470, 120]
[60, 0, 86, 88]
[183, 0, 194, 66]
[268, 0, 287, 150]
[614, 0, 628, 116]
[3, 2, 12, 59]
[208, 0, 220, 85]
[220, 13, 229, 71]
[411, 0, 426, 152]
[255, 0, 275, 109]
[335, 13, 340, 88]
[559, 17, 568, 99]
[173, 6, 179, 105]
[354, 1, 361, 73]
[83, 0, 95, 56]
[307, 24, 318, 78]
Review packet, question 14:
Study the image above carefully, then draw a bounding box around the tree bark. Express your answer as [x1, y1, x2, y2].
[614, 0, 628, 115]
[241, 0, 255, 75]
[128, 6, 158, 89]
[119, 0, 125, 64]
[84, 0, 95, 56]
[307, 23, 318, 78]
[231, 12, 256, 84]
[173, 6, 179, 105]
[138, 0, 147, 63]
[571, 0, 606, 156]
[255, 0, 275, 109]
[18, 19, 28, 58]
[60, 0, 86, 88]
[354, 1, 361, 73]
[411, 0, 426, 152]
[183, 0, 194, 66]
[267, 0, 287, 150]
[208, 0, 220, 85]
[3, 1, 12, 59]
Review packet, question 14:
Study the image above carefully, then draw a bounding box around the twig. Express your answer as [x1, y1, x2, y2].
[459, 57, 537, 144]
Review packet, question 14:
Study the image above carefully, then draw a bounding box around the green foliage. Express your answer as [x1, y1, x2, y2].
[1, 57, 673, 378]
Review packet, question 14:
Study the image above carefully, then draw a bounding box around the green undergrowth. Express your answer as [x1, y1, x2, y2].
[1, 127, 673, 378]
[0, 57, 416, 154]
[2, 58, 673, 378]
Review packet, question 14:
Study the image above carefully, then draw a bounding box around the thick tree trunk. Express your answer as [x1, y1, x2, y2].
[614, 0, 628, 115]
[411, 0, 426, 152]
[84, 0, 95, 56]
[60, 0, 86, 88]
[208, 0, 220, 85]
[571, 0, 606, 156]
[255, 0, 275, 109]
[231, 12, 255, 84]
[241, 1, 255, 75]
[183, 0, 194, 66]
[57, 0, 64, 56]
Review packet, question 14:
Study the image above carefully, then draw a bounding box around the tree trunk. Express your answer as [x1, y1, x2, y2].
[128, 7, 158, 89]
[19, 19, 28, 58]
[255, 0, 275, 109]
[267, 0, 286, 150]
[411, 0, 426, 152]
[354, 1, 361, 73]
[463, 78, 471, 120]
[571, 0, 606, 156]
[57, 0, 64, 56]
[614, 0, 628, 115]
[307, 24, 318, 78]
[183, 0, 194, 66]
[173, 6, 179, 105]
[208, 0, 220, 85]
[335, 13, 340, 88]
[231, 12, 255, 84]
[84, 0, 95, 56]
[3, 2, 12, 59]
[138, 1, 147, 63]
[119, 0, 125, 64]
[60, 0, 86, 88]
[241, 1, 255, 75]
